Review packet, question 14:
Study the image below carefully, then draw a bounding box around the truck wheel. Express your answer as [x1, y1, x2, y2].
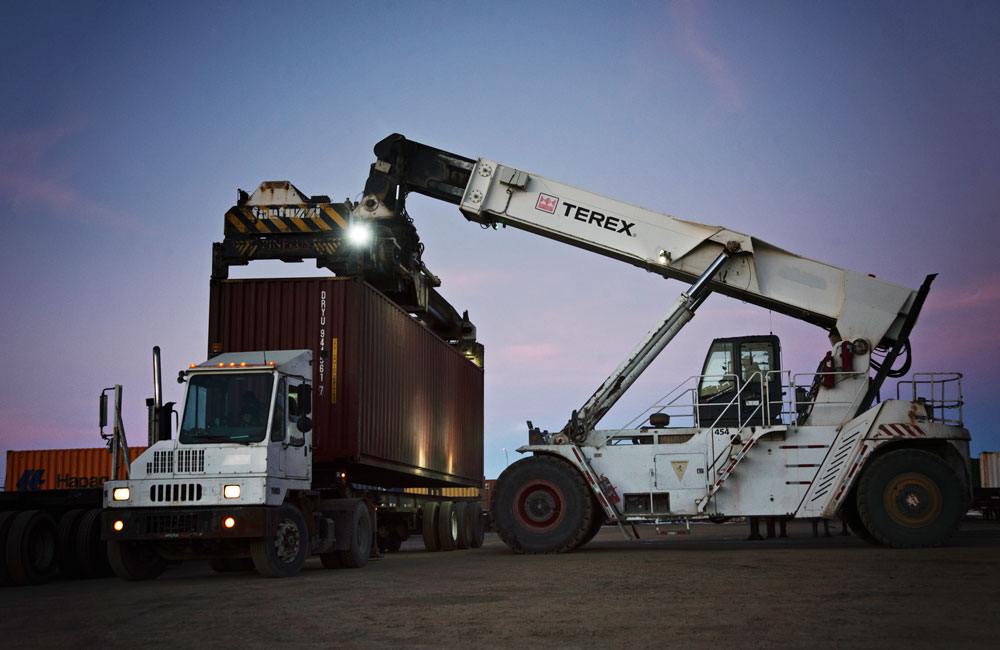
[841, 500, 877, 545]
[855, 448, 963, 548]
[574, 501, 606, 549]
[76, 509, 112, 578]
[56, 509, 87, 578]
[108, 540, 167, 581]
[0, 511, 18, 586]
[338, 501, 372, 569]
[7, 510, 59, 585]
[466, 502, 485, 549]
[421, 502, 440, 552]
[453, 502, 470, 549]
[251, 504, 308, 578]
[492, 455, 595, 554]
[438, 501, 458, 551]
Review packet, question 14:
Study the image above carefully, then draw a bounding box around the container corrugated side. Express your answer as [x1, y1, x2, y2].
[981, 452, 1000, 488]
[5, 447, 146, 492]
[209, 276, 484, 487]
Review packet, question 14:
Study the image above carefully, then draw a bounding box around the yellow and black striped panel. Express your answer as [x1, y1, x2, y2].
[224, 203, 350, 236]
[228, 239, 343, 258]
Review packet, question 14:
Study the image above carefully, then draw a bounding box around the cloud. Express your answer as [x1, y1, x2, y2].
[0, 119, 156, 234]
[671, 0, 747, 113]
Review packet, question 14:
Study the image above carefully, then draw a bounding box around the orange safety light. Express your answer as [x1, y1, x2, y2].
[190, 364, 197, 368]
[268, 361, 275, 366]
[218, 363, 224, 367]
[229, 362, 236, 367]
[240, 362, 247, 367]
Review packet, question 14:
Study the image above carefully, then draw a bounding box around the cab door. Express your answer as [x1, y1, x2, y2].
[697, 336, 782, 427]
[270, 378, 311, 480]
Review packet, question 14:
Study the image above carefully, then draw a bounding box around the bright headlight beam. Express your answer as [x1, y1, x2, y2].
[223, 484, 241, 499]
[348, 223, 371, 246]
[113, 487, 130, 501]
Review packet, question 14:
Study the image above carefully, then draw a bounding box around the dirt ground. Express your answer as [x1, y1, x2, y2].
[1, 519, 998, 650]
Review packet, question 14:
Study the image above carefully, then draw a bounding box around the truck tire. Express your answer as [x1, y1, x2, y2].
[75, 509, 112, 578]
[251, 504, 308, 578]
[574, 502, 606, 549]
[492, 455, 595, 554]
[56, 509, 87, 578]
[7, 510, 59, 585]
[0, 511, 18, 586]
[453, 502, 470, 549]
[438, 501, 458, 551]
[421, 501, 440, 552]
[841, 500, 877, 545]
[466, 503, 485, 549]
[855, 448, 963, 548]
[338, 501, 372, 569]
[108, 540, 167, 581]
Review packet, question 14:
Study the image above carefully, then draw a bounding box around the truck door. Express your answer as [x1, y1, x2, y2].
[697, 336, 782, 428]
[270, 378, 310, 480]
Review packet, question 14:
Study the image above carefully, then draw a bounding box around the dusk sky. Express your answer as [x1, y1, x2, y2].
[1, 1, 998, 483]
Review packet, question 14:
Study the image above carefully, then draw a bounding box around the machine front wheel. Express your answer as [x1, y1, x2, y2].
[251, 504, 308, 578]
[855, 448, 963, 548]
[492, 455, 595, 554]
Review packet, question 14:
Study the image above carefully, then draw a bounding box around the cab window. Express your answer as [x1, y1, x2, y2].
[271, 379, 286, 442]
[699, 341, 735, 399]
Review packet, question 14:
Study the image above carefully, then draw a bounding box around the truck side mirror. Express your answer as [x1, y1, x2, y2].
[296, 416, 312, 434]
[300, 385, 312, 415]
[99, 393, 108, 429]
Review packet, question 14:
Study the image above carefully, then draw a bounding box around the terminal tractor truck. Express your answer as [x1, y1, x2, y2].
[104, 134, 970, 579]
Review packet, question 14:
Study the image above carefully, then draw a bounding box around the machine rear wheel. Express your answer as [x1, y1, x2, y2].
[337, 501, 372, 569]
[453, 502, 470, 549]
[842, 500, 877, 545]
[465, 502, 485, 548]
[855, 448, 963, 548]
[492, 455, 595, 554]
[438, 501, 458, 551]
[421, 502, 440, 552]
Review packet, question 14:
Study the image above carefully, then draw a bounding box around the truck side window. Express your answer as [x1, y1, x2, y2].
[271, 379, 286, 442]
[699, 342, 735, 398]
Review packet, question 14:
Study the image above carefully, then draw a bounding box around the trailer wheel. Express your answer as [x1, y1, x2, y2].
[855, 448, 963, 548]
[421, 502, 440, 552]
[338, 501, 372, 569]
[0, 511, 18, 586]
[6, 510, 59, 585]
[453, 502, 470, 549]
[56, 509, 87, 578]
[466, 503, 485, 549]
[75, 509, 112, 578]
[493, 455, 595, 554]
[438, 501, 458, 551]
[251, 504, 308, 578]
[108, 540, 167, 581]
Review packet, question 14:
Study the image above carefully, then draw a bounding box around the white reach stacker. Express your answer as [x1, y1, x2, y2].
[355, 134, 970, 551]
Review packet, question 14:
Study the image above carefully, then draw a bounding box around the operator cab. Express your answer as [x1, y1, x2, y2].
[697, 335, 782, 428]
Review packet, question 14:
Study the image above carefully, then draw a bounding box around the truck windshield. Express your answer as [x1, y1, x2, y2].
[179, 372, 274, 444]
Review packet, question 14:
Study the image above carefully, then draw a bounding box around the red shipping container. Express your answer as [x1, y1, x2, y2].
[208, 277, 483, 488]
[5, 447, 147, 492]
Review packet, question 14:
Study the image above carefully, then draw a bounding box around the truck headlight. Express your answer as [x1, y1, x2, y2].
[113, 487, 130, 501]
[223, 484, 241, 499]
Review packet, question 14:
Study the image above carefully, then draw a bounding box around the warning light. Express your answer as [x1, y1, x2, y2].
[113, 520, 124, 531]
[218, 363, 224, 367]
[190, 363, 197, 368]
[223, 517, 236, 529]
[229, 362, 236, 367]
[240, 362, 247, 367]
[268, 362, 275, 366]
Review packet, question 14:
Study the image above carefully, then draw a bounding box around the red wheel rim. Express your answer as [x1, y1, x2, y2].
[513, 480, 564, 532]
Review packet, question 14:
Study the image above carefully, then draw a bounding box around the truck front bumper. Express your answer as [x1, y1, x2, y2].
[102, 505, 280, 541]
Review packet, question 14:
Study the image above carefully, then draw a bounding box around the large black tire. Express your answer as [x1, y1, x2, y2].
[108, 540, 167, 581]
[574, 500, 606, 549]
[7, 510, 59, 585]
[338, 501, 372, 569]
[841, 499, 878, 545]
[76, 509, 112, 578]
[855, 448, 963, 548]
[56, 509, 87, 578]
[438, 501, 458, 551]
[466, 502, 485, 549]
[251, 504, 308, 578]
[0, 511, 19, 586]
[421, 502, 440, 552]
[453, 502, 470, 549]
[492, 455, 595, 554]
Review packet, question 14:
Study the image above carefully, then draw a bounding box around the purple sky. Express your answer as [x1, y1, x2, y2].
[1, 1, 998, 483]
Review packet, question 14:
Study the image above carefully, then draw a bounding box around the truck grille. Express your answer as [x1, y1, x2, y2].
[150, 483, 203, 502]
[143, 513, 199, 536]
[146, 449, 205, 474]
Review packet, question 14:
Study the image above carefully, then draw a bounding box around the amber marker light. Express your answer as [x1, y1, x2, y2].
[190, 363, 197, 368]
[113, 520, 124, 531]
[218, 363, 224, 367]
[240, 362, 247, 367]
[223, 517, 236, 529]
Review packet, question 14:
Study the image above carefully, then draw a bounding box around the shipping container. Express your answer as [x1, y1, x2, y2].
[208, 276, 483, 488]
[5, 447, 146, 492]
[980, 452, 1000, 489]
